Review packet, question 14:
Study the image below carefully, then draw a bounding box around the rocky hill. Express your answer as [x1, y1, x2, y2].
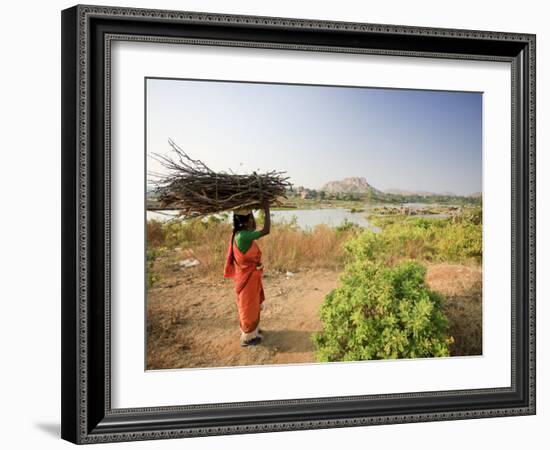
[321, 177, 380, 194]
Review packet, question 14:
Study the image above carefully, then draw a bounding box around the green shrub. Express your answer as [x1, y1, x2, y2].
[313, 260, 452, 361]
[146, 248, 165, 288]
[358, 213, 481, 264]
[433, 222, 482, 262]
[336, 219, 359, 233]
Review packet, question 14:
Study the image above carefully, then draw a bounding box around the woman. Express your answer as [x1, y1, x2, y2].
[223, 200, 271, 347]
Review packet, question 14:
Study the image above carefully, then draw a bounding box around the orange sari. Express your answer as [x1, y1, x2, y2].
[223, 236, 265, 336]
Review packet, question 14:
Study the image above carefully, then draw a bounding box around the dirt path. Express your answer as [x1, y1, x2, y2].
[147, 263, 482, 370]
[147, 268, 340, 369]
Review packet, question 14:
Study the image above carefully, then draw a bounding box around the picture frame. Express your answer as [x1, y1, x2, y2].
[61, 4, 536, 444]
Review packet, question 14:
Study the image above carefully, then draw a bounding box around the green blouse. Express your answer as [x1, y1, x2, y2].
[235, 230, 262, 253]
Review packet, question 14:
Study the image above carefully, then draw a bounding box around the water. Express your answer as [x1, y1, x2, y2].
[147, 204, 448, 230]
[147, 207, 375, 230]
[147, 210, 184, 222]
[270, 208, 373, 230]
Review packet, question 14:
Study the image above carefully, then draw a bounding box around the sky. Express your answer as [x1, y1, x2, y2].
[146, 78, 482, 196]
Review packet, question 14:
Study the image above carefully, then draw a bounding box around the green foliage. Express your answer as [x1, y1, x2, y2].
[335, 219, 360, 233]
[146, 247, 165, 288]
[362, 210, 482, 264]
[370, 192, 482, 206]
[313, 260, 452, 361]
[433, 221, 482, 263]
[313, 210, 481, 361]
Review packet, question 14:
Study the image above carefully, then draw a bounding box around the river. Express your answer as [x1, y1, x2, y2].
[147, 204, 449, 230]
[149, 207, 372, 230]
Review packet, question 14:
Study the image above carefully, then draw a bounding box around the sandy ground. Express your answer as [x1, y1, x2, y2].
[426, 263, 483, 356]
[146, 267, 339, 369]
[147, 263, 481, 370]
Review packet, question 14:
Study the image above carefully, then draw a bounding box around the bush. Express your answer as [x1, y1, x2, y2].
[336, 219, 359, 233]
[146, 247, 165, 288]
[313, 260, 452, 361]
[357, 213, 481, 264]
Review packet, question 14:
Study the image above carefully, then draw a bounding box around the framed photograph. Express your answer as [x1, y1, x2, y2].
[61, 4, 536, 444]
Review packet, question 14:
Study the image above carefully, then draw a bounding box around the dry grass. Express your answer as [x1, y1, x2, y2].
[263, 224, 353, 271]
[147, 219, 357, 280]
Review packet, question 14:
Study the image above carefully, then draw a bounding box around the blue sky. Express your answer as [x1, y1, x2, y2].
[146, 78, 482, 195]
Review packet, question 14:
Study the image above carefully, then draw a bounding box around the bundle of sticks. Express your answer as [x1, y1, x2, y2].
[149, 139, 292, 218]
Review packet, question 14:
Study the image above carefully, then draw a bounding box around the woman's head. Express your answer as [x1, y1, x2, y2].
[233, 212, 255, 233]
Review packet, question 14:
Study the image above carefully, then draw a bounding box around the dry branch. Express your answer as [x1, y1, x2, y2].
[149, 139, 291, 218]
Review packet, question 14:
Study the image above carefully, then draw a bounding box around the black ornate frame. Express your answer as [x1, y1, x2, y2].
[61, 4, 536, 444]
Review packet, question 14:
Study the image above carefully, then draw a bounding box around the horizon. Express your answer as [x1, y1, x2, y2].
[147, 174, 479, 197]
[146, 79, 482, 196]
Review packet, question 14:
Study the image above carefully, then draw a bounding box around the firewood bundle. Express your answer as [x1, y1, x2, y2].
[149, 140, 291, 218]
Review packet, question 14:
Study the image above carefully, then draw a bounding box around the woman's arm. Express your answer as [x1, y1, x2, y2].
[258, 200, 271, 237]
